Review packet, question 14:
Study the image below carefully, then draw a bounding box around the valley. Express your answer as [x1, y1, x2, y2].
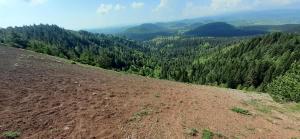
[1, 46, 300, 139]
[1, 4, 300, 139]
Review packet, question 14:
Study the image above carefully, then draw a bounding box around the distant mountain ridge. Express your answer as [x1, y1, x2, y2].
[123, 23, 173, 40]
[185, 22, 266, 37]
[96, 21, 299, 40]
[87, 9, 300, 38]
[241, 24, 300, 33]
[125, 23, 168, 34]
[1, 24, 300, 103]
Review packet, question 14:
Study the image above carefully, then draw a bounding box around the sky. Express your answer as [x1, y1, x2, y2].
[0, 0, 300, 30]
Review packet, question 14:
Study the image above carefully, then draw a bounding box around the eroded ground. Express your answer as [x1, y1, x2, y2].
[0, 46, 300, 139]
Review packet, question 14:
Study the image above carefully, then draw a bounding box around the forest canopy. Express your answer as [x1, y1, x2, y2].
[1, 24, 299, 102]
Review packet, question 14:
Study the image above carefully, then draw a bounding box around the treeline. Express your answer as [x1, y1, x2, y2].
[267, 63, 300, 102]
[135, 36, 243, 80]
[191, 33, 300, 91]
[1, 25, 300, 102]
[0, 24, 147, 71]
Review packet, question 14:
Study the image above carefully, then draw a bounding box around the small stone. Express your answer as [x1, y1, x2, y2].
[63, 126, 70, 130]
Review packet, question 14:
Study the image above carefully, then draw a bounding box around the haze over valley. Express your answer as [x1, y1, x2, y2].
[1, 0, 300, 138]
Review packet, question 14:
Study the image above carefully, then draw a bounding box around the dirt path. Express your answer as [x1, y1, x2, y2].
[0, 46, 300, 139]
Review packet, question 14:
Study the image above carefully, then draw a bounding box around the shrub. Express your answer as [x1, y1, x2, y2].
[202, 129, 213, 139]
[231, 107, 251, 115]
[186, 128, 198, 136]
[267, 63, 300, 102]
[129, 108, 152, 121]
[2, 131, 21, 139]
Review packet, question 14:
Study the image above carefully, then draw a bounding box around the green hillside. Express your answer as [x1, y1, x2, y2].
[241, 24, 300, 33]
[1, 25, 300, 102]
[0, 24, 147, 70]
[123, 23, 173, 40]
[190, 33, 300, 91]
[185, 22, 266, 37]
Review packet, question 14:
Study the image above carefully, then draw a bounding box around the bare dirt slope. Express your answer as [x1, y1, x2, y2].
[0, 46, 300, 139]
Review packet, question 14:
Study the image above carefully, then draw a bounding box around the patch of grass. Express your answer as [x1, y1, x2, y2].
[271, 116, 283, 120]
[287, 103, 300, 112]
[154, 93, 160, 98]
[49, 128, 60, 133]
[284, 126, 295, 130]
[2, 131, 21, 139]
[231, 136, 240, 139]
[71, 61, 76, 64]
[186, 128, 198, 136]
[247, 99, 272, 114]
[245, 126, 256, 132]
[231, 107, 251, 115]
[202, 129, 213, 139]
[266, 118, 280, 125]
[214, 132, 228, 138]
[129, 108, 152, 121]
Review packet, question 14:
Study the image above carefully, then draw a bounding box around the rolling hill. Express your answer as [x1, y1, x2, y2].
[86, 9, 300, 39]
[175, 9, 300, 26]
[1, 46, 300, 138]
[185, 22, 266, 37]
[0, 24, 147, 70]
[1, 25, 300, 103]
[125, 23, 168, 34]
[241, 24, 300, 33]
[123, 23, 173, 40]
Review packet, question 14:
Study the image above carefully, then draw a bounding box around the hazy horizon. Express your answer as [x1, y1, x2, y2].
[1, 0, 300, 30]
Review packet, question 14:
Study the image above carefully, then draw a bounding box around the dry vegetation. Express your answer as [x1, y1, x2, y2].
[0, 46, 300, 139]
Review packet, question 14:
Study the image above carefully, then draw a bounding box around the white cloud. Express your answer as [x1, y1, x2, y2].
[97, 3, 125, 15]
[114, 4, 125, 11]
[30, 0, 46, 5]
[25, 0, 47, 5]
[0, 0, 47, 6]
[182, 0, 254, 18]
[253, 0, 298, 6]
[181, 0, 300, 18]
[210, 0, 245, 11]
[131, 1, 144, 9]
[97, 4, 113, 15]
[154, 0, 169, 11]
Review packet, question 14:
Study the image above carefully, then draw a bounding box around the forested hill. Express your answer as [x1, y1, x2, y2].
[123, 23, 173, 41]
[0, 24, 147, 70]
[190, 33, 300, 91]
[185, 22, 265, 37]
[0, 24, 299, 102]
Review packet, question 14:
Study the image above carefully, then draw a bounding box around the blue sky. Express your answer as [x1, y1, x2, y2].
[0, 0, 299, 29]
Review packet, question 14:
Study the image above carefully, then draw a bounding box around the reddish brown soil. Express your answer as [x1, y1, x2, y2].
[0, 46, 300, 139]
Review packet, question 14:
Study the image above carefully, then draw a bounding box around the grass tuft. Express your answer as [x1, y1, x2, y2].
[287, 103, 300, 112]
[247, 99, 272, 114]
[186, 128, 198, 136]
[154, 93, 160, 98]
[129, 108, 152, 121]
[2, 131, 21, 139]
[231, 107, 251, 115]
[202, 129, 213, 139]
